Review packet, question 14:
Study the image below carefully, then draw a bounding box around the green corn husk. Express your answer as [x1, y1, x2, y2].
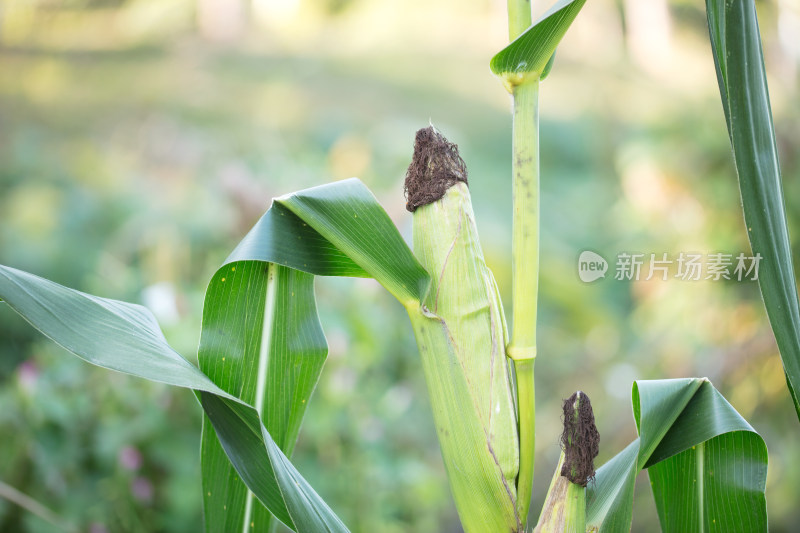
[533, 453, 586, 533]
[404, 127, 521, 532]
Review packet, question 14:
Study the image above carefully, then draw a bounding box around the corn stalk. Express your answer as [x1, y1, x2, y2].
[495, 0, 588, 525]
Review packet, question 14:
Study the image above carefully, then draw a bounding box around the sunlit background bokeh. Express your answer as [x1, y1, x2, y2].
[1, 0, 799, 531]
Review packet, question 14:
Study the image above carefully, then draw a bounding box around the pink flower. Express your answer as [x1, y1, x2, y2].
[131, 477, 154, 504]
[118, 446, 142, 471]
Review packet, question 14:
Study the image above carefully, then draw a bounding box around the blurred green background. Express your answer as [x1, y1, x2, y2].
[1, 0, 799, 531]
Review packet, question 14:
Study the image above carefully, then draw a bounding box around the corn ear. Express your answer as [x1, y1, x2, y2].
[404, 127, 521, 532]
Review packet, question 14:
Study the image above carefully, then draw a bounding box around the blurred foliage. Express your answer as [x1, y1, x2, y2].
[0, 0, 799, 531]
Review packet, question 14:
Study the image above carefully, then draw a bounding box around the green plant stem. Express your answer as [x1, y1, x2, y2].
[507, 36, 540, 533]
[514, 358, 536, 524]
[506, 0, 538, 527]
[0, 479, 76, 532]
[509, 79, 540, 360]
[507, 0, 532, 41]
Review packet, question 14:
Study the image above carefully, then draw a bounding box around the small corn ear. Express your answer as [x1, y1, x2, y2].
[535, 392, 599, 533]
[404, 127, 521, 532]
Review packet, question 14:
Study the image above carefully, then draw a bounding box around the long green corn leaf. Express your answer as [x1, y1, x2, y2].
[706, 0, 800, 420]
[490, 0, 587, 85]
[197, 178, 431, 531]
[586, 379, 767, 532]
[199, 264, 327, 532]
[0, 265, 348, 532]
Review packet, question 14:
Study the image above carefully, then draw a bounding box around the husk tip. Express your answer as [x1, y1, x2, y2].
[404, 126, 468, 212]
